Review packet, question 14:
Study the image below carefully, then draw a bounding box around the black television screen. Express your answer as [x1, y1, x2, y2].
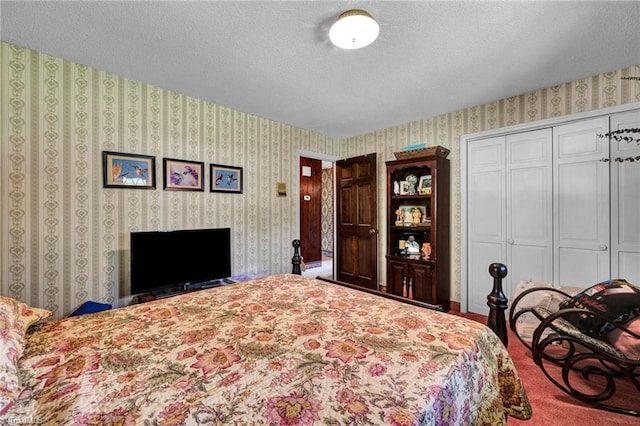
[130, 228, 231, 295]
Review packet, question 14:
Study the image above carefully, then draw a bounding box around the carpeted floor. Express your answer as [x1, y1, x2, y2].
[451, 311, 638, 425]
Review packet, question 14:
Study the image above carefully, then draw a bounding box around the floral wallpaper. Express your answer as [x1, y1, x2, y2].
[1, 39, 639, 316]
[1, 41, 340, 317]
[342, 65, 640, 302]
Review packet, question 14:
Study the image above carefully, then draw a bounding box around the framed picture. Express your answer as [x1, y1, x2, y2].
[399, 180, 410, 195]
[419, 174, 432, 190]
[210, 164, 243, 194]
[102, 151, 156, 189]
[402, 230, 423, 254]
[163, 158, 205, 191]
[399, 205, 427, 226]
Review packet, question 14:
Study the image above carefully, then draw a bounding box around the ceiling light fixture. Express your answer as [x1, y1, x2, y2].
[329, 9, 379, 50]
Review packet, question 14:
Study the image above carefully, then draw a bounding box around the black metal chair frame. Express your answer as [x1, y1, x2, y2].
[509, 286, 640, 417]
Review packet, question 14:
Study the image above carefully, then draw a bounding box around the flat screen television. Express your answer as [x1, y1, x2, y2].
[130, 228, 231, 295]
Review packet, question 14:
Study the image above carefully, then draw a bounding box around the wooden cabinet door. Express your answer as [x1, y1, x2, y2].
[409, 262, 434, 304]
[386, 259, 406, 297]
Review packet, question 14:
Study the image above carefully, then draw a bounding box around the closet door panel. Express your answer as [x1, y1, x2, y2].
[467, 137, 505, 315]
[610, 110, 640, 283]
[553, 117, 610, 286]
[506, 129, 553, 292]
[468, 241, 504, 313]
[557, 248, 609, 286]
[619, 252, 640, 282]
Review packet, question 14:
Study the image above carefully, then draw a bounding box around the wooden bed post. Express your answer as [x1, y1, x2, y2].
[487, 263, 508, 347]
[292, 239, 302, 275]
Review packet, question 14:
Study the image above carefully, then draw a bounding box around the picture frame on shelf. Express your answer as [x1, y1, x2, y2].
[102, 151, 156, 189]
[210, 164, 243, 194]
[399, 180, 410, 195]
[163, 158, 205, 191]
[419, 174, 432, 189]
[399, 205, 427, 226]
[402, 231, 423, 254]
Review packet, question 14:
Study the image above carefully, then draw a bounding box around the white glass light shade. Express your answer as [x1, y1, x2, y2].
[329, 9, 379, 50]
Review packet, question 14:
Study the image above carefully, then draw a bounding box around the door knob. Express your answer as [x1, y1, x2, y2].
[598, 244, 608, 251]
[507, 239, 515, 245]
[369, 228, 378, 235]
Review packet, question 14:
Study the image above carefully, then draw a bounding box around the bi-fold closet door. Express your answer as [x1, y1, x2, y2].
[467, 129, 553, 315]
[466, 110, 640, 315]
[610, 110, 640, 282]
[553, 116, 610, 287]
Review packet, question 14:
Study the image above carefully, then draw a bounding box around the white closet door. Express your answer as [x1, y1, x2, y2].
[553, 117, 610, 286]
[467, 137, 505, 314]
[506, 129, 553, 294]
[610, 110, 640, 284]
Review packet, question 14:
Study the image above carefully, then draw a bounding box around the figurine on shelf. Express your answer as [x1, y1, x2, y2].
[405, 174, 418, 195]
[395, 207, 404, 225]
[421, 242, 432, 259]
[411, 207, 422, 225]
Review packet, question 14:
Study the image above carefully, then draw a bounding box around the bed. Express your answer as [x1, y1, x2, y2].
[2, 273, 531, 424]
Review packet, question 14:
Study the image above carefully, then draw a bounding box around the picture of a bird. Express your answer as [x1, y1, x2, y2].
[133, 166, 147, 179]
[212, 168, 239, 190]
[169, 164, 199, 187]
[172, 171, 186, 184]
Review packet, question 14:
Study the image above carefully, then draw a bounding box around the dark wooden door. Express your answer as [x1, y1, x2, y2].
[299, 157, 322, 263]
[336, 153, 378, 290]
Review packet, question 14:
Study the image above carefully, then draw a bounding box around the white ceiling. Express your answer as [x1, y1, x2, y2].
[2, 1, 639, 139]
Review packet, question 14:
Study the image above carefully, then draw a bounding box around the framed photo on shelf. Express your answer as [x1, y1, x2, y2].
[210, 164, 243, 194]
[419, 174, 432, 189]
[102, 151, 156, 189]
[402, 230, 423, 254]
[163, 158, 205, 191]
[399, 180, 410, 195]
[399, 205, 427, 226]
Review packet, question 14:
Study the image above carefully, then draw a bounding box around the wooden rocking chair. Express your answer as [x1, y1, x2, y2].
[509, 286, 640, 417]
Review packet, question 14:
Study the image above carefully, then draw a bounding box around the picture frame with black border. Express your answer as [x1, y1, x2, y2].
[102, 151, 156, 189]
[163, 158, 205, 191]
[210, 164, 243, 194]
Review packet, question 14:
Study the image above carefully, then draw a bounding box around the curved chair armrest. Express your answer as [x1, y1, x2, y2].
[530, 307, 640, 364]
[508, 286, 573, 325]
[545, 307, 640, 339]
[508, 287, 574, 351]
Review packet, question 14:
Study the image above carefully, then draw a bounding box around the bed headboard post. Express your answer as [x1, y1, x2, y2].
[291, 239, 302, 275]
[487, 262, 509, 347]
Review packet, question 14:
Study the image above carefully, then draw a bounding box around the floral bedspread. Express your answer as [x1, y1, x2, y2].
[6, 274, 531, 425]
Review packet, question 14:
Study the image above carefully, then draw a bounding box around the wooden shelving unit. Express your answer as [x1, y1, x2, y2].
[385, 148, 450, 310]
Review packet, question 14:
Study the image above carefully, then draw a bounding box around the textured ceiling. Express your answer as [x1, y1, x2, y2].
[2, 1, 639, 139]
